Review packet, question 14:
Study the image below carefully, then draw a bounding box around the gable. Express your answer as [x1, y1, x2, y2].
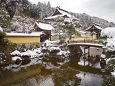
[52, 8, 62, 16]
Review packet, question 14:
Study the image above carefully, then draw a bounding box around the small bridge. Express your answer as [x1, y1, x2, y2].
[67, 40, 106, 58]
[68, 42, 104, 48]
[68, 40, 105, 48]
[67, 40, 106, 69]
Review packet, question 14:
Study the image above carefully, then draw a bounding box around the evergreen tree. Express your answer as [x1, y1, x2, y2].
[0, 4, 11, 28]
[21, 0, 31, 16]
[30, 4, 40, 18]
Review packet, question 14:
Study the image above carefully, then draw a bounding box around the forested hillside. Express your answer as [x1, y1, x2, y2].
[0, 0, 115, 30]
[72, 13, 115, 29]
[0, 0, 54, 19]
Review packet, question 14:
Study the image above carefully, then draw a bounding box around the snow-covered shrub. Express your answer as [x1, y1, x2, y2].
[103, 59, 115, 86]
[102, 75, 115, 86]
[10, 50, 21, 56]
[101, 27, 115, 38]
[10, 16, 34, 33]
[101, 27, 115, 51]
[0, 31, 17, 65]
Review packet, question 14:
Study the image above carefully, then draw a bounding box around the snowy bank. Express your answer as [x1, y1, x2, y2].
[12, 56, 22, 61]
[0, 27, 3, 32]
[8, 40, 69, 71]
[111, 71, 115, 77]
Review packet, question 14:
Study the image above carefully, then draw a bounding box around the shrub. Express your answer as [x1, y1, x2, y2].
[105, 59, 115, 73]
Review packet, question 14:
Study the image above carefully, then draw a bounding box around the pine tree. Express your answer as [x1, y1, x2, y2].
[21, 0, 31, 16]
[0, 4, 11, 28]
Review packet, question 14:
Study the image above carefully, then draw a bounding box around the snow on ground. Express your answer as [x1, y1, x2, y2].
[43, 40, 60, 47]
[21, 50, 39, 58]
[48, 47, 61, 52]
[12, 56, 22, 61]
[57, 50, 70, 57]
[0, 26, 3, 32]
[101, 54, 106, 58]
[111, 71, 115, 77]
[8, 40, 69, 71]
[10, 50, 21, 56]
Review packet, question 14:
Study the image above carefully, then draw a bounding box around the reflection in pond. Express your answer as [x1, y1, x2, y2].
[12, 75, 54, 86]
[1, 47, 105, 86]
[12, 63, 104, 86]
[76, 72, 103, 86]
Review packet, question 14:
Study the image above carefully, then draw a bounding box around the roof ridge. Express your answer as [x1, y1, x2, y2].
[56, 7, 70, 14]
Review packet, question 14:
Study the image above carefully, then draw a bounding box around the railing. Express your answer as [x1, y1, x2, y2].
[69, 39, 101, 44]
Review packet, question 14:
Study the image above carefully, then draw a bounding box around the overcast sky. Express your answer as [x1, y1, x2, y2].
[28, 0, 115, 23]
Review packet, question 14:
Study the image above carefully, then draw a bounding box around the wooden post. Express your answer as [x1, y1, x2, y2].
[88, 46, 90, 66]
[84, 39, 85, 43]
[84, 47, 86, 66]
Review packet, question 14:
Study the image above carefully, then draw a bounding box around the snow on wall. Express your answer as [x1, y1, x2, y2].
[6, 32, 43, 37]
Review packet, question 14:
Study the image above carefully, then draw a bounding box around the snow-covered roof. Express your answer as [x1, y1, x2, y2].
[86, 25, 103, 31]
[56, 8, 71, 17]
[101, 27, 115, 38]
[44, 15, 64, 20]
[6, 32, 43, 37]
[0, 27, 3, 32]
[95, 25, 103, 30]
[35, 22, 54, 30]
[45, 8, 72, 20]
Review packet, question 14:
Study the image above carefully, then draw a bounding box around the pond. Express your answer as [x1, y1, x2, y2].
[0, 47, 105, 86]
[11, 62, 104, 86]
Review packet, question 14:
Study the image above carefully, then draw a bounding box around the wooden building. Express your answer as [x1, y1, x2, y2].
[44, 7, 72, 22]
[86, 25, 103, 39]
[34, 22, 54, 42]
